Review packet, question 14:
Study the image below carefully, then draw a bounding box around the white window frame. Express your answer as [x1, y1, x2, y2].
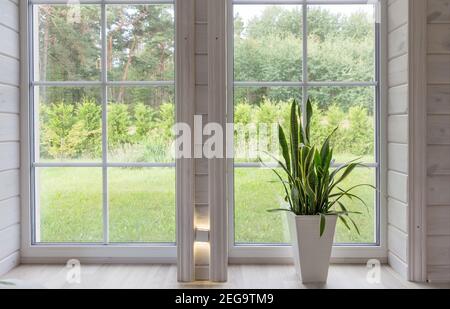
[20, 0, 178, 263]
[227, 0, 388, 263]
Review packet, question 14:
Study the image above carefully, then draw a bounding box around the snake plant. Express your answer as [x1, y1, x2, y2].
[265, 99, 374, 236]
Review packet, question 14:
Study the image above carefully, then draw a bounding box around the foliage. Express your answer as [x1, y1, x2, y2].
[42, 102, 77, 159]
[108, 104, 132, 148]
[266, 99, 374, 236]
[75, 98, 102, 157]
[134, 103, 156, 140]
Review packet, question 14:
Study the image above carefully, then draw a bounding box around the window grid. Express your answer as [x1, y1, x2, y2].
[231, 0, 381, 246]
[29, 0, 176, 245]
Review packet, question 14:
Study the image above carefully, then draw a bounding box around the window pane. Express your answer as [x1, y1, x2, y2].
[308, 87, 375, 163]
[107, 4, 175, 81]
[235, 167, 289, 244]
[107, 87, 175, 163]
[35, 5, 101, 81]
[36, 87, 102, 162]
[234, 167, 376, 244]
[37, 168, 103, 243]
[109, 168, 175, 243]
[234, 87, 302, 163]
[334, 168, 376, 244]
[234, 5, 302, 82]
[307, 5, 375, 82]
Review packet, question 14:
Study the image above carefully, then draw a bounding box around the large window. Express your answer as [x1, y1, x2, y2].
[231, 1, 380, 246]
[30, 1, 176, 244]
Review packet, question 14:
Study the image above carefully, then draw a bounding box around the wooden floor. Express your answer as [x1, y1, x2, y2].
[1, 264, 449, 289]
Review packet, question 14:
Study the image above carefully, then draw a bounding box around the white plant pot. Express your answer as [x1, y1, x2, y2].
[287, 213, 337, 283]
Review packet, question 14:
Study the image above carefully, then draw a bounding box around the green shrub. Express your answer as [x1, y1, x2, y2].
[344, 106, 374, 156]
[134, 103, 156, 140]
[75, 98, 102, 157]
[155, 103, 175, 141]
[235, 101, 254, 126]
[108, 103, 132, 148]
[42, 102, 77, 159]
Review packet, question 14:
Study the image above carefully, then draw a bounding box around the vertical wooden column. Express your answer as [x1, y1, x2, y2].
[176, 0, 196, 283]
[208, 0, 228, 282]
[408, 0, 427, 283]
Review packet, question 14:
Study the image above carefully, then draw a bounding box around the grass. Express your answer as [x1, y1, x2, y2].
[37, 156, 375, 244]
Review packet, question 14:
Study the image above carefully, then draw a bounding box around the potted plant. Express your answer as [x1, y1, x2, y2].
[264, 99, 372, 283]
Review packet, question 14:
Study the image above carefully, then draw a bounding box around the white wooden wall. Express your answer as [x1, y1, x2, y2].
[0, 0, 20, 276]
[426, 0, 450, 283]
[194, 0, 210, 281]
[387, 0, 410, 279]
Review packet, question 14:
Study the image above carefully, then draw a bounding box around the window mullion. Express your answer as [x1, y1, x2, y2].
[101, 2, 109, 245]
[301, 1, 307, 119]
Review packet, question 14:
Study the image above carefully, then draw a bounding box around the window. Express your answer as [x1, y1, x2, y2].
[30, 1, 176, 244]
[230, 1, 380, 247]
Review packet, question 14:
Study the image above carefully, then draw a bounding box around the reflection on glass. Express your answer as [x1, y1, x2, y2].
[37, 168, 103, 243]
[234, 5, 302, 82]
[36, 5, 101, 81]
[109, 168, 176, 243]
[36, 87, 102, 162]
[107, 4, 175, 81]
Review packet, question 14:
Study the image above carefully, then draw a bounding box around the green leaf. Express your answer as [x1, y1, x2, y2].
[290, 100, 299, 178]
[278, 124, 291, 173]
[320, 214, 326, 237]
[338, 215, 351, 231]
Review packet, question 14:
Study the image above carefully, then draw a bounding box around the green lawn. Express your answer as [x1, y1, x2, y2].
[37, 163, 375, 244]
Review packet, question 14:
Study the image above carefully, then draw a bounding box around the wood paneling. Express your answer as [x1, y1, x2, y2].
[388, 24, 408, 59]
[427, 236, 450, 265]
[0, 25, 19, 59]
[388, 143, 408, 173]
[195, 0, 208, 23]
[388, 0, 408, 32]
[428, 206, 450, 235]
[0, 55, 19, 86]
[387, 1, 410, 280]
[388, 54, 408, 87]
[0, 114, 19, 141]
[428, 115, 450, 144]
[427, 145, 450, 174]
[0, 197, 20, 231]
[388, 225, 408, 262]
[0, 0, 20, 278]
[0, 142, 19, 172]
[0, 0, 19, 31]
[388, 85, 408, 115]
[428, 0, 450, 23]
[427, 0, 450, 283]
[0, 169, 19, 201]
[428, 24, 450, 54]
[427, 175, 450, 205]
[388, 198, 408, 233]
[0, 252, 19, 278]
[388, 171, 408, 204]
[427, 55, 450, 84]
[0, 85, 19, 113]
[0, 224, 20, 261]
[388, 115, 408, 143]
[428, 86, 450, 114]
